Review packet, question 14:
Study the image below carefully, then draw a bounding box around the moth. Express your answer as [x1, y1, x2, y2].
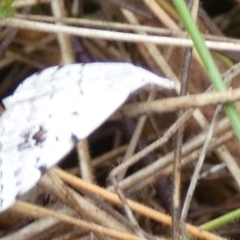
[0, 62, 174, 212]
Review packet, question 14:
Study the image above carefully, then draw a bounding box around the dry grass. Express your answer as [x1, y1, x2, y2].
[1, 0, 240, 239]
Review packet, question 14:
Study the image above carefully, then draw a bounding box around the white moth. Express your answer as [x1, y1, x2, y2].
[0, 62, 174, 212]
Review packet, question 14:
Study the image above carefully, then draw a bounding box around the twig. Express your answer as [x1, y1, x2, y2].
[113, 88, 240, 118]
[0, 18, 240, 51]
[53, 168, 227, 240]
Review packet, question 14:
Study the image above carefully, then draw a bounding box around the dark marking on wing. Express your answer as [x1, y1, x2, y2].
[38, 165, 47, 175]
[35, 69, 43, 75]
[16, 180, 21, 187]
[18, 130, 31, 150]
[18, 127, 47, 150]
[32, 126, 47, 145]
[14, 168, 21, 177]
[50, 66, 62, 79]
[71, 134, 79, 144]
[16, 192, 22, 200]
[72, 111, 79, 116]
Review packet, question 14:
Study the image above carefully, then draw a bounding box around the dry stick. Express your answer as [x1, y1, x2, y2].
[43, 170, 96, 223]
[222, 62, 240, 84]
[117, 89, 157, 181]
[173, 41, 192, 240]
[77, 140, 94, 183]
[158, 131, 234, 181]
[0, 8, 30, 58]
[10, 201, 143, 240]
[0, 57, 16, 70]
[118, 9, 177, 239]
[113, 91, 159, 239]
[23, 35, 56, 53]
[116, 10, 180, 213]
[111, 177, 148, 240]
[112, 63, 240, 195]
[175, 2, 197, 238]
[53, 168, 226, 240]
[142, 0, 203, 70]
[109, 106, 232, 193]
[110, 114, 231, 192]
[100, 2, 132, 62]
[120, 9, 177, 214]
[180, 56, 239, 232]
[4, 51, 44, 69]
[51, 0, 74, 64]
[142, 0, 179, 30]
[199, 7, 240, 62]
[122, 131, 233, 197]
[39, 172, 133, 234]
[109, 31, 240, 237]
[155, 0, 180, 21]
[199, 163, 226, 179]
[109, 111, 193, 190]
[83, 39, 122, 60]
[120, 7, 240, 199]
[192, 63, 240, 190]
[92, 144, 128, 167]
[14, 13, 240, 46]
[121, 10, 185, 239]
[181, 105, 221, 236]
[15, 13, 180, 35]
[118, 7, 240, 218]
[0, 35, 55, 73]
[0, 24, 18, 59]
[125, 131, 233, 195]
[111, 0, 154, 19]
[172, 0, 198, 232]
[113, 88, 240, 118]
[107, 109, 200, 226]
[2, 207, 86, 240]
[1, 18, 240, 52]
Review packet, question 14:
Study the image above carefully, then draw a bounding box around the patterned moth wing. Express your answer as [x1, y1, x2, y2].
[0, 63, 174, 212]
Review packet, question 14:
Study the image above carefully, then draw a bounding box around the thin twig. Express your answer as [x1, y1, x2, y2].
[1, 18, 240, 51]
[53, 168, 226, 240]
[113, 88, 240, 118]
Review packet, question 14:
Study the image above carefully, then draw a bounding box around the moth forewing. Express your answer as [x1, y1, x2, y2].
[0, 62, 174, 212]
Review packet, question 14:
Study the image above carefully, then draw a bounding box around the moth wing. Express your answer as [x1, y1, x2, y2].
[2, 64, 84, 109]
[0, 89, 77, 212]
[0, 62, 174, 212]
[71, 63, 174, 139]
